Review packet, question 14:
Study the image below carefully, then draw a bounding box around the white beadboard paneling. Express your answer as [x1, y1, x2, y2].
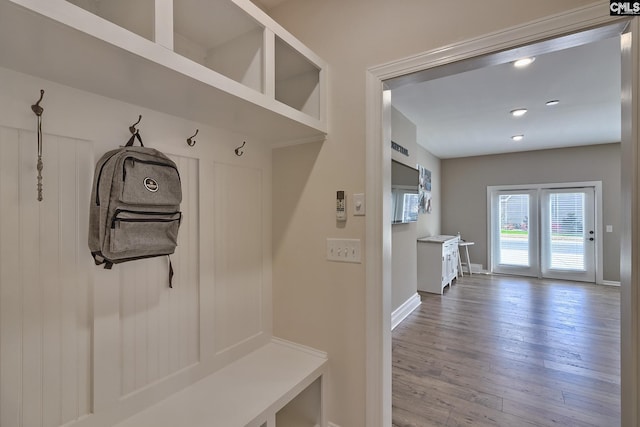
[0, 127, 93, 427]
[134, 263, 148, 391]
[41, 135, 62, 427]
[173, 155, 200, 370]
[198, 160, 216, 361]
[76, 140, 93, 420]
[214, 163, 263, 354]
[20, 129, 43, 427]
[120, 263, 137, 396]
[119, 155, 200, 397]
[0, 127, 23, 427]
[93, 267, 121, 412]
[0, 67, 273, 426]
[145, 256, 161, 384]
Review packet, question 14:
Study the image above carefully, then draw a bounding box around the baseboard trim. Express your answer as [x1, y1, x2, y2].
[601, 280, 621, 287]
[271, 337, 328, 359]
[391, 293, 421, 330]
[461, 262, 484, 274]
[328, 422, 341, 427]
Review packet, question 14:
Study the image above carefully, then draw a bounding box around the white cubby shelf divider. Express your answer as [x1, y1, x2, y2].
[1, 0, 327, 145]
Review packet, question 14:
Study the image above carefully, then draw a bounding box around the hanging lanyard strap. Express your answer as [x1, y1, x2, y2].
[31, 89, 45, 202]
[36, 114, 43, 201]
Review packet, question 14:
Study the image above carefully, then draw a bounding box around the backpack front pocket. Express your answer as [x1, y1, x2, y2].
[121, 157, 182, 206]
[110, 210, 181, 254]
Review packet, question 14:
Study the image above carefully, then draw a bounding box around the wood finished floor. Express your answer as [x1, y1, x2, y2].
[392, 274, 620, 427]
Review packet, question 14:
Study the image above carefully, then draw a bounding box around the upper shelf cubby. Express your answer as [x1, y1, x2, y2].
[174, 0, 265, 94]
[1, 0, 327, 145]
[66, 0, 155, 42]
[275, 36, 321, 121]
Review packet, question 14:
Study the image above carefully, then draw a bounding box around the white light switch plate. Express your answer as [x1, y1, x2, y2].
[606, 225, 613, 232]
[326, 238, 362, 263]
[353, 193, 365, 216]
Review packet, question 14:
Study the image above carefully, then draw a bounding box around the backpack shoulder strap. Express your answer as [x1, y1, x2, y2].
[168, 255, 174, 288]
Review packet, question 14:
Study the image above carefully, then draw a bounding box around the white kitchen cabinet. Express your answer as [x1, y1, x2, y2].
[417, 235, 459, 294]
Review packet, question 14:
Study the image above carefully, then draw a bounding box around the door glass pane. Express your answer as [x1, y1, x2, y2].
[548, 192, 585, 271]
[498, 194, 529, 266]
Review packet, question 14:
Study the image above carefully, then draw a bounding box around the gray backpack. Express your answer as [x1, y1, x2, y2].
[89, 133, 182, 286]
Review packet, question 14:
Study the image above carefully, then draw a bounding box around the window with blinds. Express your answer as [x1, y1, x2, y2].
[547, 192, 586, 271]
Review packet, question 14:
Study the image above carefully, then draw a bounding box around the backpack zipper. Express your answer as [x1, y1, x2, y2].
[122, 157, 180, 182]
[95, 151, 121, 206]
[111, 209, 181, 229]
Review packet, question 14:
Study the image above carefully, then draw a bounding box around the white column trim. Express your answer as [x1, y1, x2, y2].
[620, 19, 640, 427]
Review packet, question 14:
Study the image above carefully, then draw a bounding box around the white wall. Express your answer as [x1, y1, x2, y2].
[391, 107, 418, 312]
[0, 66, 272, 427]
[267, 1, 598, 425]
[417, 144, 441, 238]
[390, 107, 442, 313]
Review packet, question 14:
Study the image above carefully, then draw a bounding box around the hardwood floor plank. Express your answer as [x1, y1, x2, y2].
[562, 390, 621, 418]
[392, 274, 620, 427]
[445, 407, 542, 427]
[392, 405, 449, 427]
[502, 396, 618, 427]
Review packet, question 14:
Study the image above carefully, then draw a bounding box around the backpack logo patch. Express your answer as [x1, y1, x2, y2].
[144, 177, 159, 192]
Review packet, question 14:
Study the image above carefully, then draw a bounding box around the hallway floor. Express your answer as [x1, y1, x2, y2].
[392, 274, 620, 427]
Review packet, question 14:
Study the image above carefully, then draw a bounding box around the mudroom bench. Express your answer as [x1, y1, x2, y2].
[114, 339, 328, 427]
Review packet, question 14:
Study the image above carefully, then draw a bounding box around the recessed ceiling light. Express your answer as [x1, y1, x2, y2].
[546, 100, 560, 106]
[510, 108, 528, 117]
[513, 57, 535, 68]
[511, 135, 524, 141]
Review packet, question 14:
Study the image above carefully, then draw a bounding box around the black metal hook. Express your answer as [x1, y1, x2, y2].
[31, 89, 45, 117]
[187, 129, 198, 147]
[235, 141, 246, 156]
[129, 115, 142, 134]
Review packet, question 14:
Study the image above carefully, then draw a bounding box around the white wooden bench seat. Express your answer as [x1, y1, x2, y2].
[115, 339, 328, 427]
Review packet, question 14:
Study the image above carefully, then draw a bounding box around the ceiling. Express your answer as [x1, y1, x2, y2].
[251, 0, 288, 11]
[390, 35, 622, 159]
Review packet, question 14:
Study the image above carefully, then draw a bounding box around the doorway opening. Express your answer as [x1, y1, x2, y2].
[364, 8, 634, 427]
[488, 182, 601, 283]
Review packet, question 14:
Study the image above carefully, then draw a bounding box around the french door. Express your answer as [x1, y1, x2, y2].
[540, 188, 596, 281]
[491, 190, 539, 277]
[490, 185, 597, 282]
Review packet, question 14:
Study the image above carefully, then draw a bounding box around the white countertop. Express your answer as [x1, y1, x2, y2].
[418, 235, 458, 243]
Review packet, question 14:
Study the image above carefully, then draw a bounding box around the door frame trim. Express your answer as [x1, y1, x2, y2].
[365, 3, 632, 426]
[486, 181, 603, 283]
